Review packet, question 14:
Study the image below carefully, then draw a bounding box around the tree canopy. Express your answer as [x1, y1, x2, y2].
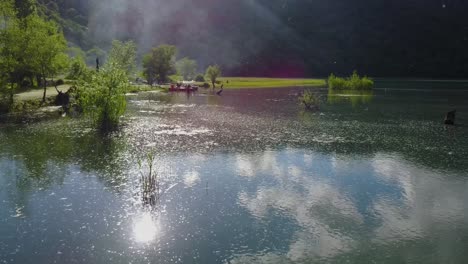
[205, 65, 221, 89]
[0, 0, 68, 105]
[176, 57, 197, 81]
[24, 13, 68, 101]
[107, 40, 137, 76]
[143, 45, 176, 85]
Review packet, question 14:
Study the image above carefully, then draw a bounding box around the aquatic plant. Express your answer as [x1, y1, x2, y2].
[328, 71, 374, 90]
[299, 89, 320, 110]
[137, 152, 160, 207]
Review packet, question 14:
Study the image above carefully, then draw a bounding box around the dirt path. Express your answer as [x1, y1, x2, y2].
[14, 85, 71, 101]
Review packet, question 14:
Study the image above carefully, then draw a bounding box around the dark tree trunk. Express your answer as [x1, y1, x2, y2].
[42, 76, 47, 103]
[29, 76, 34, 87]
[9, 83, 14, 105]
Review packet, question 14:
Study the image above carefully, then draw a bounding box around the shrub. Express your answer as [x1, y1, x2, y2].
[328, 71, 373, 90]
[76, 64, 128, 130]
[195, 74, 205, 82]
[67, 56, 88, 80]
[299, 89, 319, 110]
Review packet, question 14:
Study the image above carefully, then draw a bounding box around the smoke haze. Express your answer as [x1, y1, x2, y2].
[86, 0, 299, 74]
[58, 0, 468, 77]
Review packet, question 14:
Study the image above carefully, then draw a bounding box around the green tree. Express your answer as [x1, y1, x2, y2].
[0, 0, 22, 108]
[107, 40, 137, 76]
[205, 65, 221, 89]
[14, 0, 35, 18]
[176, 57, 197, 80]
[23, 13, 68, 102]
[67, 55, 88, 80]
[142, 54, 155, 86]
[143, 45, 176, 85]
[76, 64, 128, 130]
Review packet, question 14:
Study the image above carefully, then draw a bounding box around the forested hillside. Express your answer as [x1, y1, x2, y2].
[17, 0, 468, 77]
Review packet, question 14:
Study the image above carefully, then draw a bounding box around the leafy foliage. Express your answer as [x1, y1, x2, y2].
[195, 74, 205, 82]
[74, 39, 134, 130]
[67, 55, 88, 80]
[143, 45, 176, 85]
[328, 71, 374, 90]
[205, 65, 221, 89]
[1, 0, 69, 106]
[23, 13, 68, 101]
[36, 0, 90, 48]
[176, 57, 197, 80]
[0, 0, 21, 109]
[76, 64, 128, 130]
[107, 40, 137, 76]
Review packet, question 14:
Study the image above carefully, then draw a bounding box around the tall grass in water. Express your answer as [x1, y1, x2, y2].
[138, 153, 160, 207]
[299, 89, 320, 110]
[328, 71, 374, 90]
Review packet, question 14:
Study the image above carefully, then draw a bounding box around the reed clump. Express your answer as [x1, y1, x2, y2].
[138, 153, 160, 207]
[328, 71, 374, 90]
[299, 89, 320, 110]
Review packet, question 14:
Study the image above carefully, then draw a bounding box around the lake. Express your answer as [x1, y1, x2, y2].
[1, 82, 468, 263]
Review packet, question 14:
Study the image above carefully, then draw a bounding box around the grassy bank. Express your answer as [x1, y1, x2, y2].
[15, 85, 71, 101]
[217, 77, 326, 89]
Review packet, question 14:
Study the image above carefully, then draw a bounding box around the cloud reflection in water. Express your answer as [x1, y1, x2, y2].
[232, 150, 468, 263]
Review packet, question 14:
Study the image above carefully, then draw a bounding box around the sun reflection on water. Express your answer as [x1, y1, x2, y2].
[133, 212, 160, 243]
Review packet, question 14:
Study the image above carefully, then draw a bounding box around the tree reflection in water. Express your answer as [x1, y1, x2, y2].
[327, 89, 374, 107]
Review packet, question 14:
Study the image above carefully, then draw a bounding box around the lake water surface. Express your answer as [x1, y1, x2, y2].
[1, 83, 468, 263]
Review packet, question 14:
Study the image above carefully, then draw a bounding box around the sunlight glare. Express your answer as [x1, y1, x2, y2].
[133, 212, 159, 243]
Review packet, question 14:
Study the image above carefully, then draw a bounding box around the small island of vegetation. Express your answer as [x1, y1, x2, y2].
[328, 71, 374, 90]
